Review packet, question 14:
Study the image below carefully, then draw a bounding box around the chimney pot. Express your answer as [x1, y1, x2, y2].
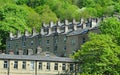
[17, 30, 21, 38]
[10, 31, 14, 39]
[56, 20, 61, 33]
[64, 19, 69, 33]
[80, 18, 84, 24]
[57, 20, 61, 26]
[50, 21, 54, 27]
[24, 30, 29, 36]
[82, 23, 86, 29]
[65, 19, 68, 25]
[72, 19, 77, 31]
[32, 28, 36, 36]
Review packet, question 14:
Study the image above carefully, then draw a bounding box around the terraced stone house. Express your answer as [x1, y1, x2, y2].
[6, 18, 100, 57]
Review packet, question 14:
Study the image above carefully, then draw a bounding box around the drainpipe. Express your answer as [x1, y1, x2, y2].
[35, 60, 37, 75]
[75, 62, 77, 75]
[8, 59, 10, 75]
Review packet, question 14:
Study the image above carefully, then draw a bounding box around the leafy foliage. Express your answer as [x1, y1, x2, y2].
[100, 17, 120, 45]
[0, 3, 41, 49]
[73, 33, 120, 75]
[35, 5, 58, 23]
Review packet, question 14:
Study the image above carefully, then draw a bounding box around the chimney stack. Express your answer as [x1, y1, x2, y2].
[48, 21, 53, 35]
[18, 49, 23, 55]
[24, 30, 29, 36]
[90, 18, 97, 28]
[9, 50, 14, 55]
[81, 22, 86, 29]
[64, 19, 69, 33]
[10, 31, 14, 39]
[72, 19, 77, 31]
[41, 23, 45, 35]
[57, 20, 61, 33]
[80, 18, 84, 24]
[50, 21, 54, 27]
[32, 28, 37, 36]
[17, 30, 21, 38]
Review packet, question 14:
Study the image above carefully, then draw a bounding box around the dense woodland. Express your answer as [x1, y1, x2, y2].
[0, 0, 120, 74]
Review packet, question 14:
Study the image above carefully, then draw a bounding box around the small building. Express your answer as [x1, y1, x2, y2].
[0, 54, 79, 75]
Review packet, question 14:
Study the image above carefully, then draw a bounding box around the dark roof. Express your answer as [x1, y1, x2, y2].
[0, 54, 76, 63]
[67, 28, 89, 36]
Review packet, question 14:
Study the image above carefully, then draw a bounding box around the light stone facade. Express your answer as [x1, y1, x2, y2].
[0, 54, 79, 75]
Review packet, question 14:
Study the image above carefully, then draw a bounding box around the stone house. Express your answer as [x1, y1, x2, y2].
[6, 18, 100, 57]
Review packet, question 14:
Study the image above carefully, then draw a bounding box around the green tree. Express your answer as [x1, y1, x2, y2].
[114, 3, 120, 13]
[100, 17, 120, 45]
[102, 6, 114, 16]
[0, 3, 41, 49]
[73, 33, 120, 75]
[35, 5, 58, 24]
[0, 0, 16, 6]
[24, 5, 41, 30]
[95, 0, 113, 7]
[77, 0, 95, 8]
[44, 0, 80, 21]
[79, 7, 97, 18]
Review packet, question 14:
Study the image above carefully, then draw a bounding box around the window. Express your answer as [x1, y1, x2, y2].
[16, 51, 19, 55]
[23, 49, 26, 55]
[64, 46, 66, 51]
[22, 61, 26, 69]
[62, 63, 66, 70]
[54, 46, 57, 53]
[70, 64, 74, 71]
[64, 37, 66, 42]
[46, 47, 50, 51]
[31, 41, 33, 45]
[46, 62, 50, 70]
[22, 37, 26, 41]
[54, 63, 58, 70]
[38, 62, 42, 70]
[47, 40, 49, 44]
[14, 61, 18, 69]
[39, 40, 41, 45]
[8, 43, 10, 48]
[30, 61, 34, 70]
[71, 39, 76, 45]
[23, 42, 25, 47]
[3, 60, 8, 68]
[82, 38, 86, 43]
[16, 43, 18, 47]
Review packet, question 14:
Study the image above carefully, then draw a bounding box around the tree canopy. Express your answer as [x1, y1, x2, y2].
[73, 33, 120, 75]
[73, 17, 120, 74]
[100, 17, 120, 45]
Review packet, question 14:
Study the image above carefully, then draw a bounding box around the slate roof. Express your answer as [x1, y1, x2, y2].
[0, 54, 76, 63]
[67, 28, 89, 36]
